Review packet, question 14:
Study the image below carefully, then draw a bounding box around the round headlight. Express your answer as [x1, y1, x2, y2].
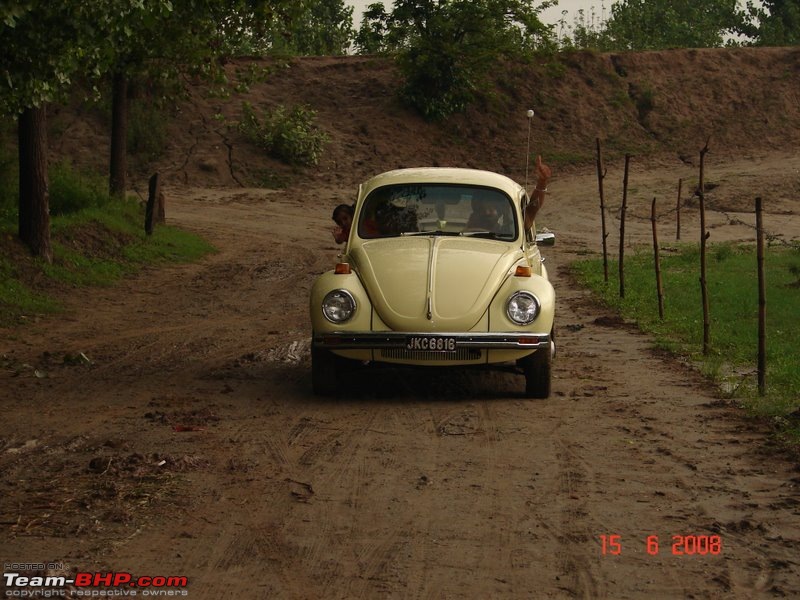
[506, 291, 540, 325]
[322, 290, 356, 323]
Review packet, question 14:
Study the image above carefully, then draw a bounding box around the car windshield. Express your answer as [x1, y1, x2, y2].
[357, 183, 517, 241]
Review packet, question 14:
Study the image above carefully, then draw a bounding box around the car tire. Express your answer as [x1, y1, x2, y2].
[520, 347, 551, 399]
[311, 345, 339, 396]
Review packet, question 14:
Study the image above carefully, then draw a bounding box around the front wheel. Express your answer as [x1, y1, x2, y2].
[520, 348, 551, 399]
[311, 346, 339, 396]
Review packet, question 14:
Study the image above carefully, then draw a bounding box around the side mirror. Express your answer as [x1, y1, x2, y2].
[535, 231, 555, 246]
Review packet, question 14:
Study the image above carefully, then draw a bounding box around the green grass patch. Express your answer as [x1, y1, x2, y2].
[572, 242, 800, 443]
[0, 253, 61, 318]
[1, 193, 215, 326]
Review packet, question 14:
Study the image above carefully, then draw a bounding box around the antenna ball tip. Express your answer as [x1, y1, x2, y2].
[526, 109, 534, 118]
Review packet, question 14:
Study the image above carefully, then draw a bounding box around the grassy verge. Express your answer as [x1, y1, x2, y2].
[1, 173, 214, 326]
[571, 242, 800, 445]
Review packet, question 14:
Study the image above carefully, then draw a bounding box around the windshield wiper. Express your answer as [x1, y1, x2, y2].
[460, 230, 500, 239]
[401, 230, 460, 237]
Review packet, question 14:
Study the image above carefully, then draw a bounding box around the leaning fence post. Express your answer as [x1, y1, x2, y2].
[596, 138, 609, 283]
[145, 172, 160, 236]
[619, 154, 631, 298]
[756, 197, 766, 395]
[698, 140, 711, 354]
[652, 197, 665, 319]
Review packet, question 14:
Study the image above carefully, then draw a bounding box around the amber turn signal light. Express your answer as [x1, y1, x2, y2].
[514, 265, 532, 277]
[334, 263, 351, 275]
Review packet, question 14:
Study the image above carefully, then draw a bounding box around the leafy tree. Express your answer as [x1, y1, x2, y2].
[104, 0, 352, 196]
[0, 2, 122, 261]
[557, 7, 615, 51]
[290, 0, 355, 55]
[365, 0, 556, 119]
[103, 1, 306, 197]
[102, 1, 175, 198]
[602, 0, 743, 50]
[738, 0, 800, 45]
[355, 3, 393, 54]
[251, 0, 355, 56]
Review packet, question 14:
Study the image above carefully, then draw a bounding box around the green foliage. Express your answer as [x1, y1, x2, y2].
[602, 0, 743, 50]
[0, 256, 61, 325]
[238, 102, 329, 166]
[0, 1, 177, 116]
[631, 83, 656, 120]
[355, 3, 393, 53]
[376, 0, 557, 120]
[0, 141, 17, 226]
[0, 193, 215, 325]
[397, 43, 480, 120]
[228, 0, 355, 56]
[737, 0, 800, 45]
[49, 164, 111, 216]
[283, 0, 355, 55]
[572, 244, 800, 433]
[557, 7, 615, 51]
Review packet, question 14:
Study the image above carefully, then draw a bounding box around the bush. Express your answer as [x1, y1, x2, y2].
[0, 158, 112, 226]
[49, 163, 111, 216]
[0, 143, 17, 227]
[398, 43, 478, 120]
[238, 102, 329, 166]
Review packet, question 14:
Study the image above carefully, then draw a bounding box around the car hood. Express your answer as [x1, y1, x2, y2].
[351, 237, 521, 331]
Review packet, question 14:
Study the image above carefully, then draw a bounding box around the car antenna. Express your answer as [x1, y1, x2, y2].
[524, 109, 534, 194]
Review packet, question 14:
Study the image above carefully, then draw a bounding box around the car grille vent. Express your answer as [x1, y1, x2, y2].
[380, 348, 482, 361]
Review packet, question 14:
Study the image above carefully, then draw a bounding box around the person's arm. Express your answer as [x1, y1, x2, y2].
[524, 155, 552, 230]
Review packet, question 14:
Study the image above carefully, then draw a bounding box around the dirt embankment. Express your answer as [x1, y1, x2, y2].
[49, 47, 800, 191]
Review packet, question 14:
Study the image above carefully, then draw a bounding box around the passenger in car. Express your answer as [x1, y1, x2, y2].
[331, 203, 354, 244]
[524, 155, 552, 230]
[466, 197, 503, 231]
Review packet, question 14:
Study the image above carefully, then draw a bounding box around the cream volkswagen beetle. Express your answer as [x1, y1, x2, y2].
[310, 167, 555, 397]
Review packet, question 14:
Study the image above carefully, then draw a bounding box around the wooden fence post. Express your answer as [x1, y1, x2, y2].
[596, 138, 609, 283]
[756, 197, 766, 395]
[652, 197, 665, 319]
[145, 172, 160, 236]
[619, 154, 631, 298]
[676, 178, 682, 241]
[698, 140, 711, 355]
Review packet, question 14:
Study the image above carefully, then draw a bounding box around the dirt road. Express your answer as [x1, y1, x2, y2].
[2, 153, 799, 598]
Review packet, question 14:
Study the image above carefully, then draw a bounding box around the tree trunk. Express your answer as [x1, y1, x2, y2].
[109, 71, 128, 198]
[18, 105, 52, 263]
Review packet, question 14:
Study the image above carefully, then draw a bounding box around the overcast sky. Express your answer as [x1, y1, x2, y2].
[347, 0, 616, 28]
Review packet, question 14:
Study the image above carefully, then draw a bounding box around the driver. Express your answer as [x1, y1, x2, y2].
[466, 197, 501, 231]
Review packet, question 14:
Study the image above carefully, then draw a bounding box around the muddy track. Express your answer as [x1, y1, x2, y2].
[2, 154, 799, 599]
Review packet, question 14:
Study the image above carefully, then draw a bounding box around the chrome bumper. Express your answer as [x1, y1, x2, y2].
[313, 331, 550, 351]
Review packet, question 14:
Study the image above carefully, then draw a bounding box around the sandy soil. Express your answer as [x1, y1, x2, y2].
[2, 147, 799, 598]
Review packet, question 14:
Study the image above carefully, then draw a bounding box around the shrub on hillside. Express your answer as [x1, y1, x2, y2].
[238, 102, 329, 166]
[49, 163, 111, 215]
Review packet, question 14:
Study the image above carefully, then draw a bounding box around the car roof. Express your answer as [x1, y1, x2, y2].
[360, 168, 523, 200]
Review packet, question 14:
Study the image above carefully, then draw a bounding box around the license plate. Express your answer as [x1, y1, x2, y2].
[406, 336, 457, 352]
